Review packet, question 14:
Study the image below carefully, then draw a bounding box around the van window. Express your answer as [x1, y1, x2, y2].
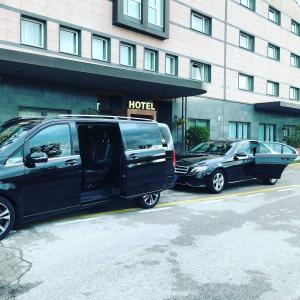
[120, 122, 162, 151]
[28, 124, 72, 158]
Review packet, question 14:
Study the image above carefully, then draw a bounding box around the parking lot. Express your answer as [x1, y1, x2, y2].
[1, 164, 300, 300]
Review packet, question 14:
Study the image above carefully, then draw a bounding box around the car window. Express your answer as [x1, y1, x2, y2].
[264, 142, 296, 154]
[120, 122, 162, 151]
[256, 142, 272, 154]
[189, 141, 234, 155]
[28, 125, 72, 158]
[237, 142, 252, 155]
[6, 148, 24, 166]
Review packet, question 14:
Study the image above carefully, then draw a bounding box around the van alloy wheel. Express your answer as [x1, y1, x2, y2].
[0, 203, 11, 237]
[139, 192, 161, 209]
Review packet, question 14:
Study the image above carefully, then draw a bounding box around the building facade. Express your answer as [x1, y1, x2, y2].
[0, 0, 299, 149]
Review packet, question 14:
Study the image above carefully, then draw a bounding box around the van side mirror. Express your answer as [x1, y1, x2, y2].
[25, 151, 48, 166]
[234, 152, 248, 160]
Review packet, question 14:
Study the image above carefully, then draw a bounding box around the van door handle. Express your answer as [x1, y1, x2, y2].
[65, 159, 78, 166]
[129, 153, 138, 159]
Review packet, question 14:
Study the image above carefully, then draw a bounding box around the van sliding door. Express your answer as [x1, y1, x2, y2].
[120, 122, 166, 197]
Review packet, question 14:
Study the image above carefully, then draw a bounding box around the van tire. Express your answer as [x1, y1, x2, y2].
[262, 178, 278, 185]
[207, 169, 226, 194]
[139, 192, 160, 209]
[0, 197, 15, 241]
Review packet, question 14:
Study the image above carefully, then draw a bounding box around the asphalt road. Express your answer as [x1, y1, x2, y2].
[1, 164, 300, 300]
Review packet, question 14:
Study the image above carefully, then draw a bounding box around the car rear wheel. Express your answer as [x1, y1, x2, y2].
[207, 170, 226, 194]
[262, 178, 278, 185]
[139, 192, 160, 209]
[0, 197, 15, 241]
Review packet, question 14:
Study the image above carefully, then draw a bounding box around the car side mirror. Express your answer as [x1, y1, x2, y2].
[234, 152, 248, 160]
[25, 151, 48, 166]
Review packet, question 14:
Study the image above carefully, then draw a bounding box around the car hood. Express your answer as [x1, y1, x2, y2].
[176, 154, 223, 167]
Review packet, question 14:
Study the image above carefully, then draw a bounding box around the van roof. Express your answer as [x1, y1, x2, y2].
[4, 115, 157, 126]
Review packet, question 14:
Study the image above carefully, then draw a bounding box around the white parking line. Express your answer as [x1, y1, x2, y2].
[55, 217, 102, 226]
[139, 207, 172, 213]
[278, 188, 296, 192]
[246, 193, 265, 197]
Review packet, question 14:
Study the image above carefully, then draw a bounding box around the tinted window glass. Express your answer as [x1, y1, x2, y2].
[120, 122, 162, 151]
[0, 119, 41, 152]
[6, 148, 24, 166]
[189, 141, 234, 155]
[237, 142, 252, 155]
[29, 125, 71, 158]
[256, 142, 271, 154]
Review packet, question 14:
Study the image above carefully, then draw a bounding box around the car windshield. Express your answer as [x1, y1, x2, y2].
[189, 141, 234, 155]
[0, 119, 41, 152]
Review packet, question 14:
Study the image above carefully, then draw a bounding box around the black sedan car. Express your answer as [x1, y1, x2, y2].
[175, 140, 298, 193]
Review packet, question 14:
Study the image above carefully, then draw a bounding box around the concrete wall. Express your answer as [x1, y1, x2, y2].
[0, 77, 97, 123]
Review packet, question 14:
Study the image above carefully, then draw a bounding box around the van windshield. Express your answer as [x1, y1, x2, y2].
[0, 119, 41, 152]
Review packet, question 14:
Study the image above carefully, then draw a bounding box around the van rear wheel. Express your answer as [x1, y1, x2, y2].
[0, 197, 15, 241]
[262, 178, 278, 185]
[139, 192, 160, 209]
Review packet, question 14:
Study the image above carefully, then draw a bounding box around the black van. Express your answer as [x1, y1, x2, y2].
[0, 115, 175, 240]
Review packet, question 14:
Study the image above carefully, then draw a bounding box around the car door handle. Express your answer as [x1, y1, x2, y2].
[65, 159, 78, 166]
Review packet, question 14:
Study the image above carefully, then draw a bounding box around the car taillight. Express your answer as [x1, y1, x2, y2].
[172, 151, 176, 166]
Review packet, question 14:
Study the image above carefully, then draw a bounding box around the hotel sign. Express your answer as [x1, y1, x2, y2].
[128, 100, 155, 111]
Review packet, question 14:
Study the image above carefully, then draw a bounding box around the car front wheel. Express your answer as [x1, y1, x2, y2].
[139, 192, 160, 209]
[207, 170, 226, 194]
[0, 197, 15, 241]
[262, 178, 278, 185]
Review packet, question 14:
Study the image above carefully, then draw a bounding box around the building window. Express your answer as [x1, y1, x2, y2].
[191, 62, 211, 83]
[148, 0, 164, 27]
[19, 107, 70, 117]
[259, 124, 276, 142]
[240, 0, 255, 11]
[283, 125, 296, 138]
[114, 0, 169, 39]
[239, 31, 255, 51]
[267, 81, 279, 97]
[120, 42, 135, 67]
[191, 12, 211, 35]
[291, 20, 300, 36]
[123, 0, 142, 19]
[238, 73, 254, 91]
[92, 36, 110, 62]
[165, 54, 177, 76]
[21, 17, 45, 48]
[291, 53, 300, 67]
[188, 119, 210, 130]
[59, 27, 80, 55]
[290, 87, 300, 101]
[267, 43, 280, 60]
[268, 6, 281, 25]
[228, 122, 250, 139]
[144, 49, 158, 72]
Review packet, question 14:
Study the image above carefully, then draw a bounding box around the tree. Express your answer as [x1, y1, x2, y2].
[186, 126, 210, 150]
[284, 124, 300, 148]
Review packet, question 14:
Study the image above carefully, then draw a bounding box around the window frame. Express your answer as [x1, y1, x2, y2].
[259, 123, 276, 142]
[120, 42, 136, 67]
[291, 53, 300, 68]
[191, 61, 211, 83]
[148, 0, 164, 28]
[239, 31, 255, 52]
[123, 0, 142, 20]
[268, 6, 281, 25]
[267, 43, 280, 61]
[144, 48, 158, 72]
[291, 20, 300, 36]
[228, 121, 250, 140]
[266, 80, 279, 97]
[92, 35, 110, 62]
[113, 0, 170, 40]
[238, 73, 254, 92]
[191, 11, 212, 36]
[165, 54, 178, 76]
[59, 26, 80, 56]
[289, 86, 300, 101]
[240, 0, 256, 11]
[21, 16, 46, 49]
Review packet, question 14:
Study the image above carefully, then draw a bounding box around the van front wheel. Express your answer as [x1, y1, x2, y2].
[139, 192, 160, 209]
[0, 197, 15, 241]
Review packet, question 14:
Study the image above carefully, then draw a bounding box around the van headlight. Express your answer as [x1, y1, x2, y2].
[190, 166, 208, 174]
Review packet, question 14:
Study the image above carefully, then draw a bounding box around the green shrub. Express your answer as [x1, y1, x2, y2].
[283, 125, 300, 148]
[186, 126, 209, 150]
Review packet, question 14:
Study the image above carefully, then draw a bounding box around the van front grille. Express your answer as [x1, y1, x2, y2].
[175, 165, 189, 175]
